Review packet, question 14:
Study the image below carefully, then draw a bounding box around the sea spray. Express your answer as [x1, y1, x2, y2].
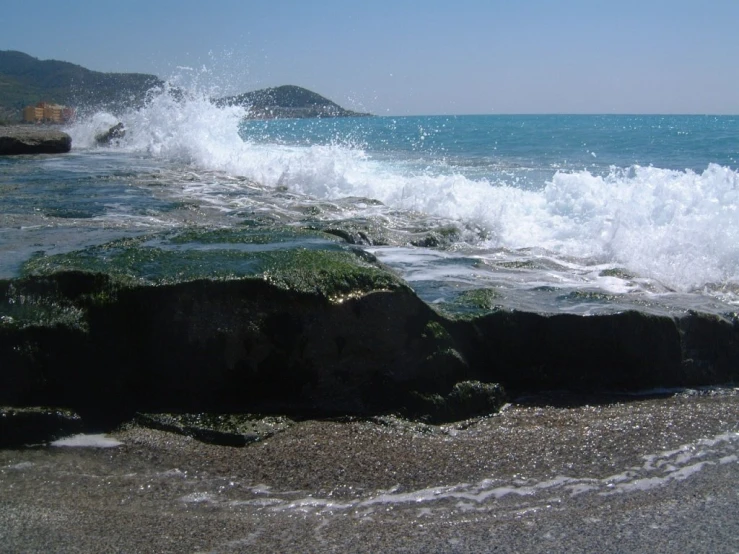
[65, 86, 739, 296]
[539, 164, 739, 291]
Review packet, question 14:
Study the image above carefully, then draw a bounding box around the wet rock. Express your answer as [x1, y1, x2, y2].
[677, 311, 739, 385]
[451, 308, 739, 392]
[0, 125, 71, 155]
[0, 407, 83, 447]
[0, 230, 466, 423]
[322, 228, 373, 245]
[132, 413, 294, 446]
[410, 234, 442, 247]
[95, 122, 125, 145]
[407, 381, 506, 423]
[2, 227, 739, 432]
[312, 220, 390, 246]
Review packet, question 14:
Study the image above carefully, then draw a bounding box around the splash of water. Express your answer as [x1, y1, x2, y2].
[66, 86, 739, 293]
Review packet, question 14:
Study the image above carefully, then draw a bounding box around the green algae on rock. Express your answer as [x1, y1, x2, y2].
[3, 225, 739, 436]
[434, 288, 504, 318]
[19, 229, 403, 299]
[406, 381, 506, 424]
[1, 229, 475, 425]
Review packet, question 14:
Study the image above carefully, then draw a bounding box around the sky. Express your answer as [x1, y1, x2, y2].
[2, 0, 738, 115]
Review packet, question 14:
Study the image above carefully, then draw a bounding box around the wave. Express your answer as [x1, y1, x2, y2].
[66, 87, 739, 293]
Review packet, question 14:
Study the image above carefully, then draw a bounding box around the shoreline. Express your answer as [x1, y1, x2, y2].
[2, 113, 739, 551]
[1, 389, 738, 552]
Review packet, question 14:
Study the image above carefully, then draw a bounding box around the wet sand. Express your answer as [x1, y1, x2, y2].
[1, 389, 738, 553]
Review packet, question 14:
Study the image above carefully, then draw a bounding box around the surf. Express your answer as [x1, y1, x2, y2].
[65, 85, 739, 297]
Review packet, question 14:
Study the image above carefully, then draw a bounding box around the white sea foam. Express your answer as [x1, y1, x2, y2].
[165, 430, 738, 516]
[272, 430, 739, 513]
[50, 434, 123, 448]
[67, 87, 739, 294]
[155, 426, 739, 518]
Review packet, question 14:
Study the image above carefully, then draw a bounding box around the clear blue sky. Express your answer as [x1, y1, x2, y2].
[2, 0, 738, 115]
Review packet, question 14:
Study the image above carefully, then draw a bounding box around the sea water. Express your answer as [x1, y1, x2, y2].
[2, 85, 739, 315]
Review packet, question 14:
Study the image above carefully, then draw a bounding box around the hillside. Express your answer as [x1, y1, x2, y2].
[0, 51, 163, 121]
[0, 51, 369, 122]
[219, 85, 370, 118]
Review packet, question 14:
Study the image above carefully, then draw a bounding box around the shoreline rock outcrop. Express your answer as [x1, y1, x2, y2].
[2, 227, 738, 444]
[0, 125, 71, 155]
[95, 122, 125, 145]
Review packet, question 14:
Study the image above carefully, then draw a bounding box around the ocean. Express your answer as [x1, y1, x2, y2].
[3, 89, 739, 317]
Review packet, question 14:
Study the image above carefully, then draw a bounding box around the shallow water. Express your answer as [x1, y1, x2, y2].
[4, 105, 739, 316]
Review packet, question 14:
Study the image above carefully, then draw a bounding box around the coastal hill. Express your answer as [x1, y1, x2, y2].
[0, 50, 162, 120]
[0, 51, 369, 121]
[218, 85, 370, 119]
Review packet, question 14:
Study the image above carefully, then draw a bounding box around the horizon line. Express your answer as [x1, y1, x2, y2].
[370, 112, 739, 118]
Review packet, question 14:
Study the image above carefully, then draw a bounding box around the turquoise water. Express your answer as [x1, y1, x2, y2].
[242, 114, 739, 180]
[3, 89, 739, 313]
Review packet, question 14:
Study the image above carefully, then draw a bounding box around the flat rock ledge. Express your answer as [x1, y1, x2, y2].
[0, 125, 71, 155]
[2, 229, 738, 446]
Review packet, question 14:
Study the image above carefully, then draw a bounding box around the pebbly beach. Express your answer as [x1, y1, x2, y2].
[1, 389, 738, 553]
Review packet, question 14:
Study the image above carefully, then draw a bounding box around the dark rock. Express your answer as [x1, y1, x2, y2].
[449, 308, 739, 392]
[2, 227, 739, 433]
[677, 311, 739, 384]
[0, 125, 71, 155]
[407, 381, 506, 423]
[410, 234, 442, 248]
[312, 219, 390, 246]
[322, 228, 373, 245]
[132, 413, 294, 447]
[95, 122, 125, 145]
[0, 231, 464, 423]
[0, 407, 83, 447]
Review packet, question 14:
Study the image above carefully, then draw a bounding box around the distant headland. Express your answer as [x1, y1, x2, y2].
[217, 85, 370, 119]
[0, 50, 370, 123]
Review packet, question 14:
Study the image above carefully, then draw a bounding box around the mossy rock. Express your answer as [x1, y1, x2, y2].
[0, 229, 442, 422]
[18, 228, 405, 300]
[261, 248, 405, 299]
[406, 381, 506, 423]
[4, 224, 739, 434]
[432, 288, 504, 319]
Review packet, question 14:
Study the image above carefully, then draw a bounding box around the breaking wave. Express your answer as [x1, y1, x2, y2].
[67, 87, 739, 293]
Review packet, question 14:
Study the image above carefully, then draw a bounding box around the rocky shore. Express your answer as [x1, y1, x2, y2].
[2, 121, 739, 552]
[2, 226, 738, 446]
[0, 125, 71, 155]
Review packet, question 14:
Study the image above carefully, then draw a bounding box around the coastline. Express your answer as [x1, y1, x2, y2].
[2, 112, 739, 552]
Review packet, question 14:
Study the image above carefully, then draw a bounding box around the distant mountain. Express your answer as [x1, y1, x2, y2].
[0, 50, 163, 121]
[218, 85, 370, 119]
[0, 51, 369, 122]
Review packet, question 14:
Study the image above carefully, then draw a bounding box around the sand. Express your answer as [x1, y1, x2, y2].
[1, 389, 738, 553]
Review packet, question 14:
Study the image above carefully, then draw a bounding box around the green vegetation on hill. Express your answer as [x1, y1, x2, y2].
[0, 50, 163, 120]
[0, 51, 369, 122]
[219, 85, 370, 118]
